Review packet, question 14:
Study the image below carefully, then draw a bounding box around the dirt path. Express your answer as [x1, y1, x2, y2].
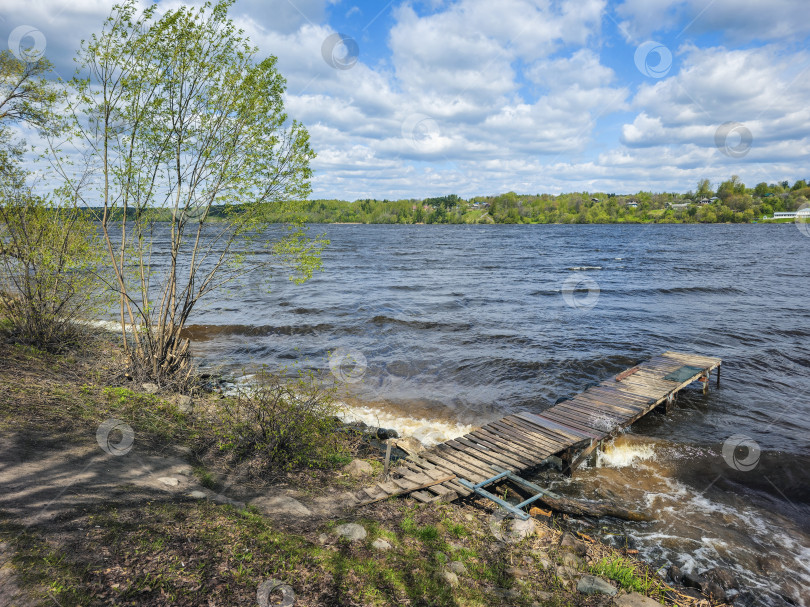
[0, 429, 210, 604]
[0, 431, 206, 527]
[0, 421, 356, 604]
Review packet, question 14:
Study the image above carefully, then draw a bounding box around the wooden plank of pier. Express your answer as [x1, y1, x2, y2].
[350, 350, 721, 506]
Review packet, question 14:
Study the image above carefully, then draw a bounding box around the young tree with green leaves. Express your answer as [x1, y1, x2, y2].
[58, 0, 323, 385]
[0, 50, 60, 182]
[0, 183, 109, 350]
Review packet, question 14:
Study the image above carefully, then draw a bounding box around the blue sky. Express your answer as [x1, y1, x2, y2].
[2, 0, 810, 200]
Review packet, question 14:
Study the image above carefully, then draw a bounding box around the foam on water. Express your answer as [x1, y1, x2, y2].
[77, 319, 141, 333]
[594, 438, 657, 468]
[584, 437, 810, 606]
[337, 402, 476, 447]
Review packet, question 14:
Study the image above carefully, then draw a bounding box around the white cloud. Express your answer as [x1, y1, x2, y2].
[615, 0, 810, 44]
[622, 44, 810, 150]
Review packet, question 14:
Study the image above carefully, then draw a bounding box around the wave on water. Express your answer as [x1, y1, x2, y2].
[566, 266, 603, 270]
[656, 285, 745, 295]
[337, 402, 477, 447]
[180, 323, 334, 340]
[567, 435, 810, 607]
[591, 437, 658, 468]
[369, 315, 472, 332]
[77, 319, 140, 333]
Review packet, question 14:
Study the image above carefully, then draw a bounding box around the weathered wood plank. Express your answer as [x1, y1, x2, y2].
[498, 417, 567, 450]
[537, 409, 611, 437]
[445, 439, 522, 473]
[553, 398, 630, 421]
[615, 366, 640, 381]
[487, 420, 561, 455]
[434, 443, 496, 478]
[468, 429, 541, 465]
[411, 490, 435, 503]
[477, 422, 552, 456]
[403, 459, 471, 497]
[514, 412, 594, 446]
[417, 451, 488, 483]
[510, 412, 584, 444]
[453, 437, 527, 470]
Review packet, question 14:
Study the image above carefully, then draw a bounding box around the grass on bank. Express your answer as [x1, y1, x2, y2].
[591, 554, 666, 599]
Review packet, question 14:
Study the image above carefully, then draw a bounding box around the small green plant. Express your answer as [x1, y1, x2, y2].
[195, 466, 217, 491]
[590, 555, 664, 599]
[99, 386, 189, 444]
[441, 516, 469, 538]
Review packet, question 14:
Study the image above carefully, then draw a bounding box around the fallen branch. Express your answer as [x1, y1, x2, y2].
[531, 492, 652, 522]
[491, 468, 653, 522]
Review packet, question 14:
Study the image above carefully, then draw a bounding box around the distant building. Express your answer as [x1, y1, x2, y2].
[670, 203, 690, 210]
[591, 197, 600, 203]
[698, 198, 710, 205]
[773, 209, 810, 219]
[626, 201, 638, 208]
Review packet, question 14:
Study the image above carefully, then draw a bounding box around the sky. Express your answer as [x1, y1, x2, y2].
[2, 0, 810, 200]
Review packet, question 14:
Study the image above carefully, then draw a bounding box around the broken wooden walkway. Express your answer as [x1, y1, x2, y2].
[348, 350, 721, 507]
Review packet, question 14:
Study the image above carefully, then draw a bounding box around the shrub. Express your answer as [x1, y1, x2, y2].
[0, 188, 108, 351]
[215, 367, 347, 473]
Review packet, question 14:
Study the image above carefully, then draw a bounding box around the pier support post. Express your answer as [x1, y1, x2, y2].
[700, 373, 709, 394]
[655, 392, 675, 414]
[561, 448, 574, 477]
[716, 365, 721, 387]
[384, 442, 392, 479]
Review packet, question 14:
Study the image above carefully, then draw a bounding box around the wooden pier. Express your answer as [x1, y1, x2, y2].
[348, 351, 721, 507]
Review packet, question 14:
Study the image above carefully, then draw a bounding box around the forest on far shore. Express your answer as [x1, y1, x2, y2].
[257, 176, 810, 225]
[79, 176, 810, 225]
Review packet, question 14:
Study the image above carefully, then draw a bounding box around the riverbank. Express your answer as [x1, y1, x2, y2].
[0, 332, 748, 606]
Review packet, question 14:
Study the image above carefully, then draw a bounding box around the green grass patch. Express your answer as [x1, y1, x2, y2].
[589, 555, 665, 601]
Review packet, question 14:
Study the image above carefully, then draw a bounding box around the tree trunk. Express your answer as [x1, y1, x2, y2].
[532, 493, 652, 522]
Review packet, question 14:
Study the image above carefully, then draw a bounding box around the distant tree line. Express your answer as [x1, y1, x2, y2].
[257, 176, 810, 225]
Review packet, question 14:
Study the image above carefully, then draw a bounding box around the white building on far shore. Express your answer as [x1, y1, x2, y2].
[768, 209, 810, 220]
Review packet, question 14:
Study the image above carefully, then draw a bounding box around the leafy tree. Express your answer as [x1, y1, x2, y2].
[59, 0, 322, 385]
[754, 182, 769, 197]
[717, 175, 746, 201]
[696, 178, 713, 199]
[791, 179, 807, 191]
[0, 52, 101, 349]
[697, 205, 717, 223]
[0, 50, 60, 178]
